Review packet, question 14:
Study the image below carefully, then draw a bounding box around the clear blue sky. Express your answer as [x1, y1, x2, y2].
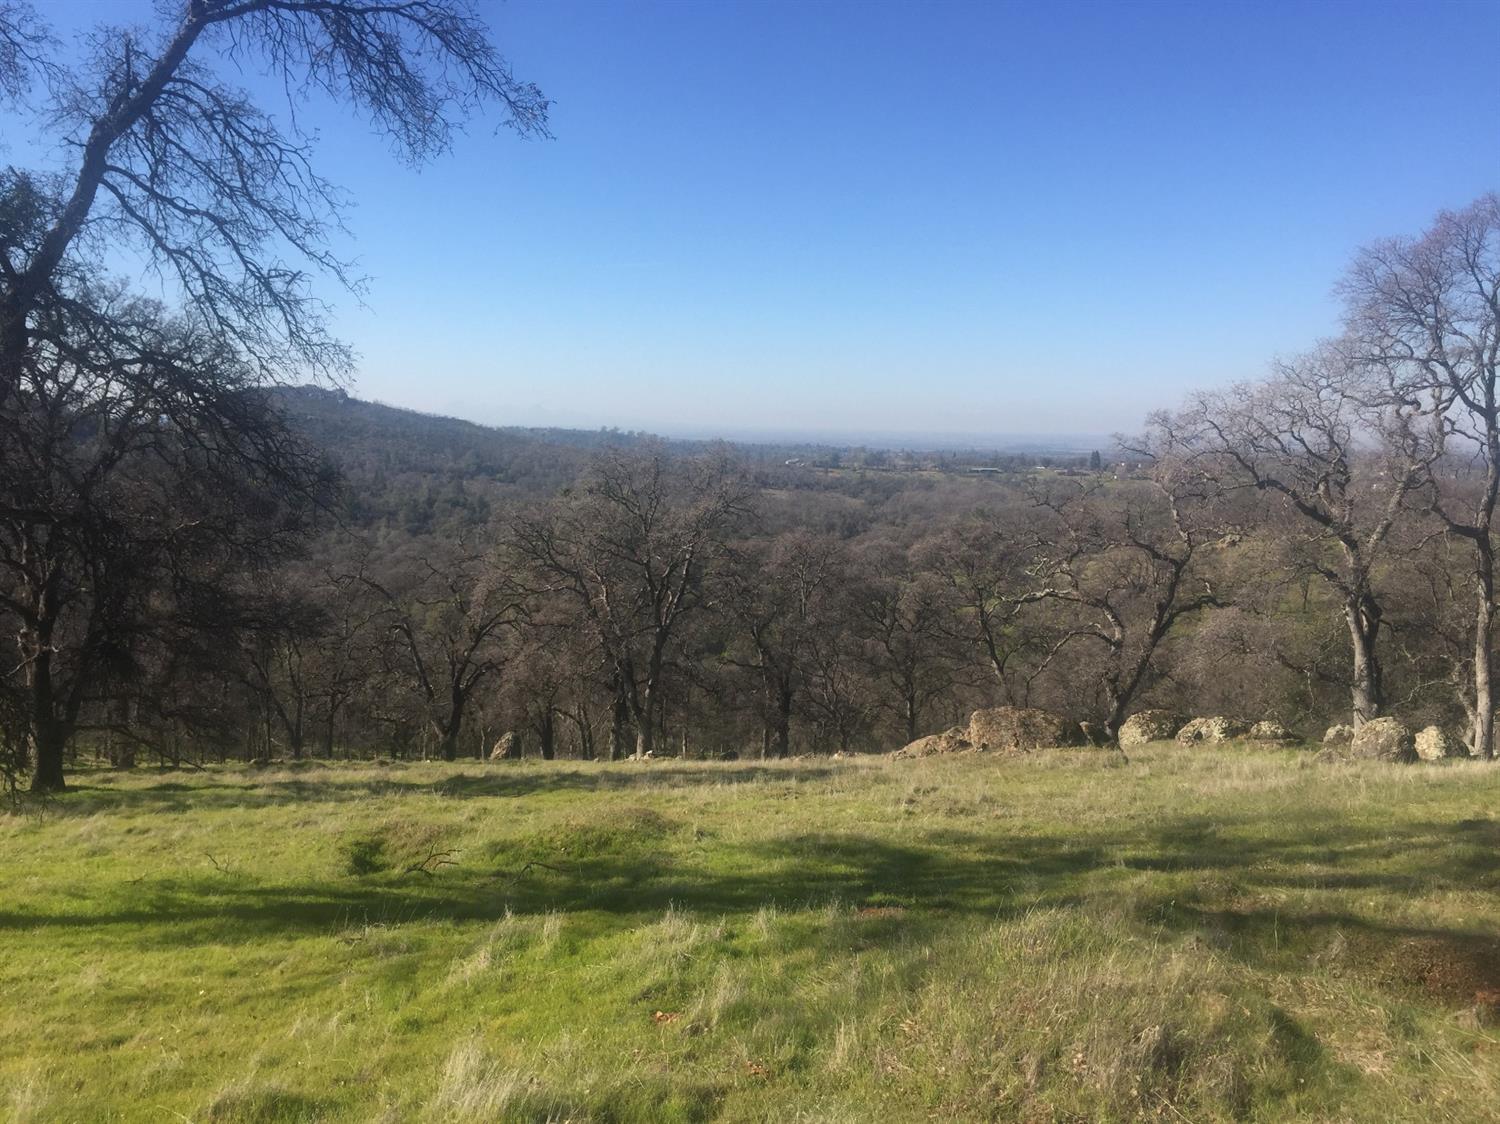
[10, 0, 1500, 438]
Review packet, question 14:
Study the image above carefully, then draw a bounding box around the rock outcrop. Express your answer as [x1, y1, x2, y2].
[1118, 710, 1184, 748]
[1175, 717, 1249, 745]
[1415, 725, 1466, 762]
[967, 707, 1084, 753]
[1322, 724, 1355, 747]
[1247, 720, 1295, 744]
[1349, 717, 1417, 763]
[893, 725, 972, 758]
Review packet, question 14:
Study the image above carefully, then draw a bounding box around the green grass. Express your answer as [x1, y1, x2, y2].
[3, 745, 1500, 1122]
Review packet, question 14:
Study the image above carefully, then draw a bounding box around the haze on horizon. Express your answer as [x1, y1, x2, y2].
[10, 0, 1500, 440]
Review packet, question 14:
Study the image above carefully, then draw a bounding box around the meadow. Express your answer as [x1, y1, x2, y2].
[3, 745, 1499, 1122]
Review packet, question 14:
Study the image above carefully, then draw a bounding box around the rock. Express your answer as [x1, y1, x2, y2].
[1415, 725, 1467, 762]
[1322, 724, 1355, 747]
[893, 725, 972, 758]
[1118, 710, 1185, 748]
[1349, 717, 1417, 763]
[967, 707, 1083, 753]
[1175, 717, 1250, 745]
[489, 731, 521, 760]
[1247, 720, 1295, 744]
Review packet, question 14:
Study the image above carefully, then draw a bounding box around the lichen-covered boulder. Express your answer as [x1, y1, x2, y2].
[1350, 717, 1417, 763]
[967, 707, 1083, 753]
[1118, 710, 1184, 748]
[893, 725, 972, 758]
[1175, 717, 1250, 745]
[1322, 724, 1354, 746]
[1415, 725, 1466, 762]
[1247, 720, 1295, 743]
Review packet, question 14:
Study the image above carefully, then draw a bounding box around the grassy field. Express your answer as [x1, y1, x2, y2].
[3, 745, 1499, 1122]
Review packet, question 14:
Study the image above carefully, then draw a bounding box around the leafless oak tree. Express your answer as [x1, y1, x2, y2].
[1342, 194, 1500, 756]
[721, 531, 839, 758]
[361, 546, 524, 762]
[513, 449, 747, 759]
[1, 0, 547, 385]
[1023, 464, 1220, 744]
[1150, 341, 1430, 727]
[1, 0, 547, 789]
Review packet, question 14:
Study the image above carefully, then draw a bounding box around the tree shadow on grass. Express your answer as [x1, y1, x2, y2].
[0, 830, 1095, 950]
[1145, 899, 1500, 1005]
[6, 806, 1500, 1014]
[43, 762, 844, 816]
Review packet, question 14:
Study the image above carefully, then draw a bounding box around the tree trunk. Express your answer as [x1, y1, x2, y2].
[29, 722, 66, 792]
[575, 702, 595, 760]
[1346, 598, 1383, 728]
[609, 691, 629, 761]
[1102, 691, 1129, 746]
[25, 622, 70, 791]
[112, 697, 136, 768]
[289, 707, 305, 760]
[774, 679, 792, 758]
[438, 685, 468, 762]
[538, 708, 555, 760]
[1474, 580, 1495, 760]
[437, 723, 459, 762]
[629, 681, 657, 759]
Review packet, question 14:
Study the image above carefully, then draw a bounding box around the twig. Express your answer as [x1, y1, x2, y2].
[403, 846, 458, 877]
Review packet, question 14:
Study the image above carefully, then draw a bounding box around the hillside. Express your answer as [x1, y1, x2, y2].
[271, 387, 650, 526]
[271, 385, 1087, 531]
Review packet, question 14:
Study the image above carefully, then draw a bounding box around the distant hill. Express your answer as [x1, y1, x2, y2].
[269, 386, 652, 530]
[273, 385, 668, 471]
[268, 385, 1100, 533]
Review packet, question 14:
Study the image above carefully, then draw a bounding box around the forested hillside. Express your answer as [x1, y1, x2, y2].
[272, 385, 651, 529]
[22, 330, 1493, 782]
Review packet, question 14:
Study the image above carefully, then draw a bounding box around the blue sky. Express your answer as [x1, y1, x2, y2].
[9, 0, 1500, 438]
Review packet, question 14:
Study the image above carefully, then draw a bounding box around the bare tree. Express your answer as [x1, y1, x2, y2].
[1342, 194, 1500, 756]
[917, 508, 1043, 702]
[848, 537, 965, 746]
[720, 531, 838, 758]
[514, 449, 746, 759]
[0, 0, 546, 789]
[361, 545, 524, 762]
[1, 0, 547, 385]
[1022, 466, 1220, 744]
[0, 1, 50, 104]
[236, 563, 381, 759]
[0, 282, 323, 790]
[239, 584, 326, 760]
[1151, 341, 1429, 727]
